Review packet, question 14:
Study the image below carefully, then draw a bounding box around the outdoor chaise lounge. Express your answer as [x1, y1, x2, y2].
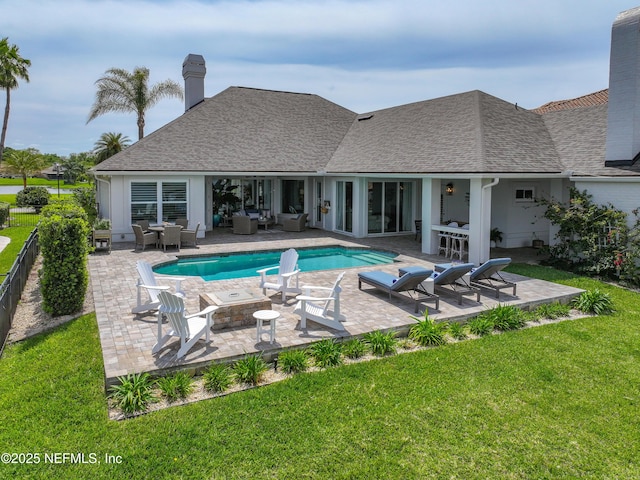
[357, 267, 439, 313]
[428, 263, 481, 305]
[469, 257, 516, 298]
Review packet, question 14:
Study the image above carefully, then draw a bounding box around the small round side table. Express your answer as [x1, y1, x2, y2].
[253, 310, 279, 344]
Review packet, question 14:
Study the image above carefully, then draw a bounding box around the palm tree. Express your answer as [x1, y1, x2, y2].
[3, 148, 45, 188]
[93, 132, 131, 163]
[0, 38, 31, 163]
[87, 67, 183, 140]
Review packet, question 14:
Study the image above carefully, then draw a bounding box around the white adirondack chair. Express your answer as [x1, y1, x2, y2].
[294, 271, 346, 331]
[257, 248, 301, 302]
[152, 291, 218, 359]
[132, 260, 185, 314]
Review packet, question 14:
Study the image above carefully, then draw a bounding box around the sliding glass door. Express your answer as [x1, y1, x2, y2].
[335, 181, 353, 233]
[367, 181, 412, 234]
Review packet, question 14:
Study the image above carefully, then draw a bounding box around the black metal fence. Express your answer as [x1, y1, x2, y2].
[6, 207, 41, 227]
[0, 229, 39, 357]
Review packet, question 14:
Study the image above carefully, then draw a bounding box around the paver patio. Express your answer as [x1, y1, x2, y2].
[89, 227, 583, 386]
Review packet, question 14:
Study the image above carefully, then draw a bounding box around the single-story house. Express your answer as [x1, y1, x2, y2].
[92, 6, 640, 266]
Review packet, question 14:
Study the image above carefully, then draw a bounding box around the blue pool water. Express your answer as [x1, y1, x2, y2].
[153, 246, 397, 281]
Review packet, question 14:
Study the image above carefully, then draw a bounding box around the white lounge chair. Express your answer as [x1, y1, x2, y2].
[132, 260, 185, 315]
[257, 248, 301, 302]
[294, 271, 346, 331]
[152, 291, 218, 359]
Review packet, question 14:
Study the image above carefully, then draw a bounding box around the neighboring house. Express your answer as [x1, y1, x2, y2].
[92, 7, 640, 266]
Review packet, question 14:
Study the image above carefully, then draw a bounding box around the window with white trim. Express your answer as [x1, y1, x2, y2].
[131, 181, 187, 223]
[514, 186, 535, 203]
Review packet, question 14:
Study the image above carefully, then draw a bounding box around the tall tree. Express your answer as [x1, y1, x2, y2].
[0, 38, 31, 163]
[87, 67, 183, 140]
[93, 132, 131, 163]
[3, 148, 44, 188]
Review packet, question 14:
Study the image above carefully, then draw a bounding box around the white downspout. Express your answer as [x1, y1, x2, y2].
[95, 176, 111, 220]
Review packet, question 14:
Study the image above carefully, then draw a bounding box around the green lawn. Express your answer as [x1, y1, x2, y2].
[0, 178, 85, 188]
[0, 267, 639, 478]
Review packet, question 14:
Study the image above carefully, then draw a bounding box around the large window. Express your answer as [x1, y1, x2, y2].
[131, 181, 187, 224]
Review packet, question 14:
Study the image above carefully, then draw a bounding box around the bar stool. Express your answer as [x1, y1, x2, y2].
[449, 233, 467, 260]
[254, 310, 279, 344]
[438, 231, 451, 257]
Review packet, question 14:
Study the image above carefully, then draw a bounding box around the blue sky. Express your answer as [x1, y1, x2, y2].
[2, 0, 639, 156]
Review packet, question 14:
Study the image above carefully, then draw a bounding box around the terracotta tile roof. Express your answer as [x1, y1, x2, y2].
[532, 89, 608, 114]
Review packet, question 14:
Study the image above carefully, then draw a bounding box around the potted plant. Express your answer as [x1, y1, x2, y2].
[490, 228, 503, 248]
[93, 218, 111, 250]
[212, 179, 241, 227]
[532, 232, 544, 249]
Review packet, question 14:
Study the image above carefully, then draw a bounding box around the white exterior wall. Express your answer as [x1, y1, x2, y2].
[574, 179, 640, 227]
[490, 179, 552, 248]
[103, 175, 207, 243]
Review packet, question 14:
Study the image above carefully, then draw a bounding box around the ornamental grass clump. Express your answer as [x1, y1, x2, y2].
[156, 372, 194, 402]
[109, 372, 157, 415]
[310, 339, 343, 368]
[408, 314, 448, 346]
[447, 322, 468, 340]
[234, 354, 268, 386]
[342, 338, 368, 359]
[278, 349, 309, 374]
[203, 363, 234, 393]
[468, 315, 494, 337]
[485, 304, 525, 331]
[573, 289, 615, 315]
[364, 330, 397, 356]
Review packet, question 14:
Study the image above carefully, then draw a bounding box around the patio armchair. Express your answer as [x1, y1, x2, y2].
[175, 218, 189, 229]
[294, 272, 346, 331]
[160, 225, 182, 251]
[257, 248, 301, 302]
[283, 213, 308, 232]
[137, 219, 150, 232]
[132, 224, 157, 251]
[232, 215, 258, 234]
[358, 267, 439, 313]
[152, 291, 218, 359]
[469, 257, 516, 298]
[180, 222, 200, 247]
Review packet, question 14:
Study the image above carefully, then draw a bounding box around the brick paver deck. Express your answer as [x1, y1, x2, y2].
[89, 227, 583, 386]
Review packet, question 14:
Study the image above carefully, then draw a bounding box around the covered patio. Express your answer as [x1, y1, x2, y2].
[90, 228, 582, 387]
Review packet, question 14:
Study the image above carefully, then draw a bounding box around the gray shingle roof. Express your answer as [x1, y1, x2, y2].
[93, 85, 637, 178]
[327, 90, 561, 174]
[94, 87, 356, 173]
[542, 104, 640, 177]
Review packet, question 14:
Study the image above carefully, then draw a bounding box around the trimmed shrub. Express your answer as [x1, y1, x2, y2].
[38, 202, 90, 316]
[16, 186, 50, 211]
[0, 202, 9, 227]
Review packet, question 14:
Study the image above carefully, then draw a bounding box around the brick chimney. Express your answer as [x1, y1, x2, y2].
[605, 7, 640, 166]
[182, 54, 206, 112]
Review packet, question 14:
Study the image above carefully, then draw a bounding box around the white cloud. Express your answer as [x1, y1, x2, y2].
[1, 0, 638, 154]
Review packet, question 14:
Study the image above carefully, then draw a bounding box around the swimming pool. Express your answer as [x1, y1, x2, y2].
[153, 246, 397, 281]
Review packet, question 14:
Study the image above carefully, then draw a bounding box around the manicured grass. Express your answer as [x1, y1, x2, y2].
[0, 268, 639, 478]
[0, 178, 85, 188]
[0, 226, 36, 273]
